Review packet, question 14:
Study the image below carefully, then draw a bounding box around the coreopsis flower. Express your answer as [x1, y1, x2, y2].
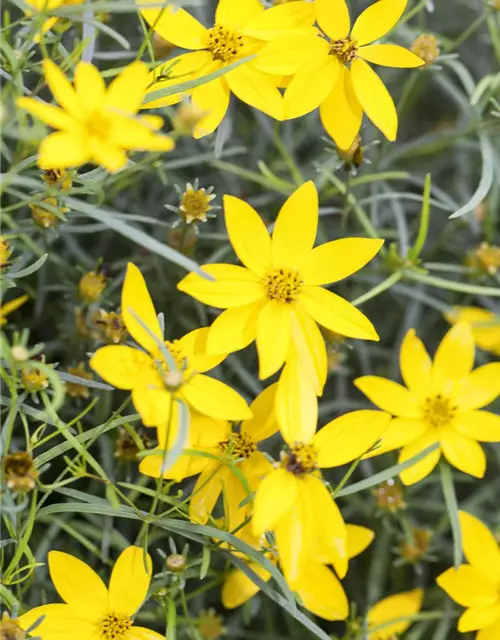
[18, 547, 164, 639]
[259, 0, 424, 149]
[223, 524, 374, 620]
[139, 0, 315, 137]
[17, 60, 174, 172]
[445, 306, 500, 356]
[1, 295, 28, 326]
[178, 181, 383, 387]
[252, 410, 391, 586]
[23, 0, 84, 41]
[437, 511, 500, 639]
[366, 589, 424, 639]
[179, 183, 216, 224]
[355, 324, 500, 485]
[90, 263, 251, 436]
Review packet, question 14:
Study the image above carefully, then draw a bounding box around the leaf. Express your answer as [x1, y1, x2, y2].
[440, 460, 463, 569]
[8, 253, 48, 278]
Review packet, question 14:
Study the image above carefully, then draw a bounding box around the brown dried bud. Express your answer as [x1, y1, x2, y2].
[3, 452, 38, 493]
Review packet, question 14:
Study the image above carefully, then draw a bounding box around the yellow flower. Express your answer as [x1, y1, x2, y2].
[366, 589, 424, 639]
[139, 0, 315, 137]
[355, 323, 500, 485]
[90, 263, 251, 437]
[222, 523, 373, 620]
[79, 271, 107, 303]
[445, 306, 500, 356]
[258, 0, 424, 149]
[23, 0, 84, 42]
[437, 511, 500, 638]
[1, 295, 29, 326]
[18, 546, 164, 640]
[17, 60, 174, 172]
[178, 181, 383, 387]
[0, 235, 13, 269]
[180, 183, 216, 223]
[252, 410, 391, 586]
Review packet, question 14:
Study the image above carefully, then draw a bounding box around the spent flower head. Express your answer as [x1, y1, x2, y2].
[0, 235, 13, 270]
[78, 271, 107, 303]
[41, 167, 73, 191]
[65, 362, 93, 398]
[411, 33, 440, 65]
[30, 196, 69, 229]
[179, 182, 216, 224]
[3, 452, 38, 493]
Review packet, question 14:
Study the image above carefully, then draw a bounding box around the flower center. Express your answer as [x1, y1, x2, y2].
[154, 340, 189, 390]
[87, 113, 111, 139]
[220, 431, 257, 459]
[329, 36, 358, 63]
[100, 612, 132, 640]
[423, 394, 457, 428]
[207, 24, 243, 62]
[264, 267, 303, 304]
[281, 442, 318, 475]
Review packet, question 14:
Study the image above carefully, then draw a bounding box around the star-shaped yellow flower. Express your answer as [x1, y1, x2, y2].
[178, 181, 383, 386]
[139, 0, 315, 137]
[437, 511, 500, 639]
[252, 409, 391, 587]
[17, 60, 174, 172]
[445, 306, 500, 356]
[90, 263, 251, 438]
[356, 323, 500, 485]
[18, 546, 164, 639]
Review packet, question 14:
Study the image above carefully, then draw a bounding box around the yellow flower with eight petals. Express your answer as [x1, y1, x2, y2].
[356, 323, 500, 485]
[445, 306, 500, 356]
[17, 60, 174, 172]
[18, 546, 164, 640]
[437, 511, 500, 640]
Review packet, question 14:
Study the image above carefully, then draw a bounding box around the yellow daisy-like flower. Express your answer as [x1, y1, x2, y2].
[355, 323, 500, 485]
[1, 294, 29, 326]
[437, 511, 500, 639]
[139, 0, 315, 137]
[18, 546, 164, 640]
[258, 0, 424, 149]
[252, 409, 391, 587]
[366, 589, 424, 639]
[17, 60, 174, 172]
[178, 181, 383, 387]
[445, 306, 500, 356]
[223, 523, 374, 621]
[90, 263, 251, 437]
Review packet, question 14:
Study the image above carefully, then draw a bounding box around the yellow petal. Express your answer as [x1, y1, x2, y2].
[283, 55, 339, 119]
[459, 511, 500, 581]
[289, 305, 328, 396]
[272, 181, 318, 268]
[455, 411, 500, 443]
[16, 97, 77, 131]
[359, 43, 424, 68]
[275, 358, 318, 445]
[367, 589, 423, 640]
[48, 550, 108, 611]
[105, 61, 149, 114]
[477, 618, 500, 640]
[432, 322, 475, 396]
[132, 387, 172, 427]
[244, 1, 316, 40]
[295, 561, 349, 621]
[207, 301, 263, 354]
[1, 295, 29, 320]
[454, 363, 500, 412]
[129, 627, 168, 640]
[182, 373, 252, 420]
[90, 345, 159, 390]
[354, 375, 422, 418]
[314, 410, 392, 468]
[223, 194, 272, 277]
[440, 429, 486, 478]
[18, 603, 97, 636]
[42, 59, 82, 118]
[351, 0, 408, 46]
[177, 327, 227, 373]
[222, 562, 271, 609]
[192, 75, 231, 138]
[399, 328, 433, 399]
[253, 34, 326, 76]
[74, 61, 106, 114]
[252, 468, 298, 536]
[350, 58, 398, 141]
[437, 566, 499, 607]
[398, 430, 440, 485]
[315, 0, 350, 40]
[109, 546, 152, 616]
[363, 417, 428, 458]
[89, 138, 128, 172]
[177, 263, 264, 309]
[459, 604, 500, 633]
[301, 285, 379, 341]
[256, 301, 291, 379]
[445, 306, 500, 356]
[346, 524, 374, 559]
[121, 263, 162, 353]
[189, 460, 227, 524]
[320, 65, 363, 150]
[216, 0, 263, 28]
[226, 64, 284, 120]
[300, 237, 384, 286]
[305, 475, 348, 578]
[138, 0, 208, 50]
[243, 383, 279, 442]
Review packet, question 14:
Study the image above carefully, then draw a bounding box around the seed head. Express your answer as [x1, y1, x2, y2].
[166, 553, 187, 573]
[3, 452, 38, 494]
[30, 197, 69, 229]
[65, 362, 93, 398]
[41, 168, 73, 191]
[411, 34, 440, 65]
[79, 271, 107, 303]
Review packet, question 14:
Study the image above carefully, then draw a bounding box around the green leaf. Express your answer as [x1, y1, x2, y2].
[440, 460, 463, 569]
[8, 253, 48, 279]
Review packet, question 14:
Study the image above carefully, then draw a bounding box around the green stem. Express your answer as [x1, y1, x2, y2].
[351, 271, 403, 307]
[406, 271, 500, 297]
[273, 123, 304, 186]
[332, 457, 363, 498]
[408, 173, 432, 261]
